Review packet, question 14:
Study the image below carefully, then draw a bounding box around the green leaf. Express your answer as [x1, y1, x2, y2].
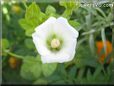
[104, 52, 112, 64]
[60, 0, 80, 19]
[19, 19, 35, 36]
[46, 74, 62, 82]
[85, 14, 91, 29]
[95, 8, 106, 18]
[2, 38, 9, 50]
[25, 2, 46, 23]
[109, 61, 114, 83]
[101, 28, 107, 54]
[75, 57, 84, 68]
[77, 68, 85, 80]
[34, 79, 48, 85]
[19, 19, 29, 30]
[93, 66, 102, 79]
[69, 20, 80, 28]
[42, 63, 57, 77]
[45, 5, 56, 16]
[89, 33, 95, 54]
[68, 65, 77, 78]
[23, 55, 41, 63]
[25, 2, 40, 20]
[87, 70, 93, 82]
[19, 2, 47, 37]
[20, 56, 42, 80]
[59, 0, 79, 9]
[53, 80, 66, 84]
[24, 38, 35, 49]
[83, 57, 99, 67]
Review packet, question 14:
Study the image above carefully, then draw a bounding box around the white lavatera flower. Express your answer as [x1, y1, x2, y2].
[32, 17, 79, 63]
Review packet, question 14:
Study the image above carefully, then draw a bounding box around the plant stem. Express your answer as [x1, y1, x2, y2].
[22, 1, 28, 9]
[62, 8, 73, 20]
[4, 50, 24, 59]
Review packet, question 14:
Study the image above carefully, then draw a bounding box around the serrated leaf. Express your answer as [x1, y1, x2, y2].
[25, 2, 46, 24]
[42, 63, 57, 77]
[19, 2, 47, 37]
[25, 2, 40, 20]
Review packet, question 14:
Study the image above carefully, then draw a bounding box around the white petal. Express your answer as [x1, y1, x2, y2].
[61, 39, 77, 61]
[32, 32, 51, 56]
[65, 39, 77, 61]
[35, 17, 56, 32]
[56, 17, 79, 38]
[35, 17, 56, 40]
[41, 52, 71, 63]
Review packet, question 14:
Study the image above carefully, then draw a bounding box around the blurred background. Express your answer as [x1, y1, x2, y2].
[1, 0, 114, 85]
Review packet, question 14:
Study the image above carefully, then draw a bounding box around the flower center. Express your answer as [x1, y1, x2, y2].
[46, 33, 64, 52]
[51, 38, 60, 49]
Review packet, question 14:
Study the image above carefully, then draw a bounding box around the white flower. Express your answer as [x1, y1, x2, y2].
[32, 17, 79, 63]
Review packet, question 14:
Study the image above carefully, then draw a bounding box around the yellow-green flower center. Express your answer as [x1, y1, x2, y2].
[51, 38, 60, 49]
[46, 33, 64, 52]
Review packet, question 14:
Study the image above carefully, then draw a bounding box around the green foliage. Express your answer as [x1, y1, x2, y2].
[34, 79, 48, 85]
[24, 38, 35, 49]
[45, 5, 56, 16]
[69, 20, 80, 29]
[60, 0, 80, 19]
[101, 28, 107, 54]
[19, 2, 47, 36]
[75, 45, 99, 68]
[93, 66, 102, 79]
[86, 69, 93, 82]
[2, 39, 10, 56]
[68, 65, 77, 79]
[20, 55, 58, 80]
[20, 56, 42, 81]
[42, 63, 57, 77]
[2, 38, 9, 50]
[60, 0, 79, 10]
[2, 0, 114, 85]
